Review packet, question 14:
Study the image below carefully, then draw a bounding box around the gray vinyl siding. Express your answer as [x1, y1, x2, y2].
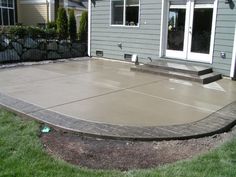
[90, 0, 236, 76]
[213, 1, 236, 76]
[91, 0, 162, 62]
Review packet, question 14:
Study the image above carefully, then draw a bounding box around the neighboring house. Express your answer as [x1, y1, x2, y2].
[88, 0, 236, 78]
[0, 0, 87, 26]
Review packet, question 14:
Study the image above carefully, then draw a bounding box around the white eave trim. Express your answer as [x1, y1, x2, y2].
[88, 0, 91, 57]
[230, 25, 236, 78]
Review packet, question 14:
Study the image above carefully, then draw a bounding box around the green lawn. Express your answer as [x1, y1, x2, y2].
[1, 109, 236, 177]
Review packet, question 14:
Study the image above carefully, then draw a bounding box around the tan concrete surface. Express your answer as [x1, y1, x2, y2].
[0, 59, 236, 127]
[51, 90, 212, 126]
[133, 78, 236, 112]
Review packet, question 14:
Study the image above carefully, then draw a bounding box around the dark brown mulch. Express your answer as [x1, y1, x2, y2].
[40, 127, 236, 171]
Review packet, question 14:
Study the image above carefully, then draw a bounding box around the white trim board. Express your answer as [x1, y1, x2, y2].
[230, 25, 236, 78]
[159, 0, 167, 57]
[88, 0, 91, 57]
[48, 0, 55, 22]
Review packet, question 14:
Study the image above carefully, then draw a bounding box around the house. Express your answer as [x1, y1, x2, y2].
[0, 0, 87, 27]
[88, 0, 236, 79]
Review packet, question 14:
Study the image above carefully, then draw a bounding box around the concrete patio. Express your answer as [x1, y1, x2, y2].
[0, 58, 236, 140]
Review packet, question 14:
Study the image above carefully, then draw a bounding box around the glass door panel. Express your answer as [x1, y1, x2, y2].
[167, 8, 186, 51]
[190, 8, 213, 54]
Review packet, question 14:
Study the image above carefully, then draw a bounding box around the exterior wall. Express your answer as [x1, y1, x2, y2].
[213, 1, 236, 75]
[17, 0, 48, 25]
[91, 0, 161, 61]
[90, 0, 236, 76]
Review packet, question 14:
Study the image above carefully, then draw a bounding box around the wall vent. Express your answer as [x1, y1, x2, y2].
[124, 54, 132, 61]
[96, 50, 103, 57]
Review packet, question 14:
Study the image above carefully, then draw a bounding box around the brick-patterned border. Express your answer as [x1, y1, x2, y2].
[0, 92, 236, 141]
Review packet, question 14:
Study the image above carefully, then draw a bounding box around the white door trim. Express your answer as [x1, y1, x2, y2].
[230, 25, 236, 78]
[187, 0, 218, 64]
[165, 2, 190, 60]
[160, 0, 218, 64]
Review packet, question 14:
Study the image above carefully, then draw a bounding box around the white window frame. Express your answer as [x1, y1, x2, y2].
[0, 0, 15, 26]
[110, 0, 140, 28]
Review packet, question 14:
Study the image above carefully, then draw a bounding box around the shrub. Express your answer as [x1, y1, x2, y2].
[78, 11, 88, 42]
[56, 8, 68, 39]
[68, 9, 77, 41]
[47, 22, 57, 30]
[8, 26, 57, 39]
[27, 26, 45, 38]
[9, 26, 28, 38]
[44, 28, 58, 39]
[0, 26, 11, 34]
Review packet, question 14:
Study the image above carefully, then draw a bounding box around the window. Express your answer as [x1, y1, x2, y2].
[2, 8, 8, 25]
[111, 0, 139, 26]
[0, 0, 15, 26]
[111, 0, 124, 25]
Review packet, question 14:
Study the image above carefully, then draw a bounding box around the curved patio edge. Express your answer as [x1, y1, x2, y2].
[0, 92, 236, 141]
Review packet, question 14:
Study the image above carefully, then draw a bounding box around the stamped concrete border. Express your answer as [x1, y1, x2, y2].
[0, 92, 236, 141]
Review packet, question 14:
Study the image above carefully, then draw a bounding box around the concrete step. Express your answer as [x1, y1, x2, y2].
[145, 60, 213, 76]
[131, 65, 222, 84]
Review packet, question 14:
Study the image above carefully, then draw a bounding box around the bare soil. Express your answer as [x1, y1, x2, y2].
[40, 127, 236, 171]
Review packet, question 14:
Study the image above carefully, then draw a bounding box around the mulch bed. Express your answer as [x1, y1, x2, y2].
[40, 127, 236, 171]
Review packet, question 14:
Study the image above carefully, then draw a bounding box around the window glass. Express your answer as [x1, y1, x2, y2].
[167, 8, 186, 51]
[9, 8, 14, 25]
[191, 8, 213, 54]
[126, 0, 139, 26]
[111, 0, 124, 25]
[3, 8, 8, 25]
[8, 0, 13, 8]
[2, 0, 8, 7]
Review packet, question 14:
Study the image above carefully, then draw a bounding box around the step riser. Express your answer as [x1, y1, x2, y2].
[146, 63, 213, 76]
[131, 67, 202, 83]
[131, 67, 222, 84]
[202, 75, 222, 84]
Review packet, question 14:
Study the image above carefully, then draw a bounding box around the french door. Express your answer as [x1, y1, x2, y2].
[165, 0, 217, 63]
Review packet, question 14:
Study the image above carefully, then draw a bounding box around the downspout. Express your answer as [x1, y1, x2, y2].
[88, 0, 91, 57]
[230, 24, 236, 80]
